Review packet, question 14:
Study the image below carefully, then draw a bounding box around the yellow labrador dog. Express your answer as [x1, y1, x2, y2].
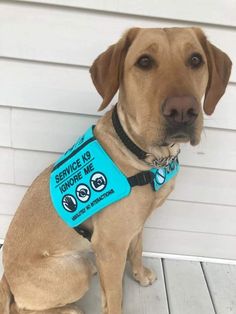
[0, 27, 232, 314]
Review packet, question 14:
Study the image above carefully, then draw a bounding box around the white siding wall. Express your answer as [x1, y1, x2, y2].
[0, 0, 235, 260]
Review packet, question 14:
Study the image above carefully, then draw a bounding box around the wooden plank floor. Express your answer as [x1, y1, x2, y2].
[1, 247, 236, 313]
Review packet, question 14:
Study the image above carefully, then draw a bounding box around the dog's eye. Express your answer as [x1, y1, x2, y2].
[189, 53, 203, 68]
[136, 55, 154, 70]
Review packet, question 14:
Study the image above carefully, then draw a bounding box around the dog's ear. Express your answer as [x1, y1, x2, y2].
[194, 28, 232, 115]
[90, 28, 139, 111]
[203, 42, 232, 115]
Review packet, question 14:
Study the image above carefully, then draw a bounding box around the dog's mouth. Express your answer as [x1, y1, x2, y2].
[161, 125, 198, 146]
[170, 132, 190, 142]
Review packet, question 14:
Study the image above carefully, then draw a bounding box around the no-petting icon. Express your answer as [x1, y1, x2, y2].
[62, 195, 77, 212]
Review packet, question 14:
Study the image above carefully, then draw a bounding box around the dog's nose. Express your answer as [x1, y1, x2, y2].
[162, 96, 199, 125]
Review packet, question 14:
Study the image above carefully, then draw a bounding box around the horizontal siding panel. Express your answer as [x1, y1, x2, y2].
[171, 166, 236, 206]
[1, 2, 236, 82]
[11, 109, 98, 152]
[0, 184, 26, 215]
[16, 0, 236, 27]
[14, 150, 59, 185]
[146, 200, 236, 236]
[0, 215, 13, 239]
[0, 148, 14, 184]
[203, 83, 236, 130]
[0, 107, 11, 147]
[180, 128, 236, 171]
[0, 59, 102, 116]
[143, 228, 236, 260]
[0, 59, 235, 130]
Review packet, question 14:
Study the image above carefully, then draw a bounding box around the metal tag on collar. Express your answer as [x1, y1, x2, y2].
[151, 157, 170, 168]
[145, 149, 181, 169]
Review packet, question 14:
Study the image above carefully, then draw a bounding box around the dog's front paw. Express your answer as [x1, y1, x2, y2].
[132, 266, 157, 286]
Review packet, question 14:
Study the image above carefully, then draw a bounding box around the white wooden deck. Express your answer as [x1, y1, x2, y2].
[1, 247, 236, 314]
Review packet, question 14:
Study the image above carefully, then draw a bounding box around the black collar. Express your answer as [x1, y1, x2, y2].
[112, 104, 148, 161]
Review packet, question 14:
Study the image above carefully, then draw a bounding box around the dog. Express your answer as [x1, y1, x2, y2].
[0, 27, 232, 314]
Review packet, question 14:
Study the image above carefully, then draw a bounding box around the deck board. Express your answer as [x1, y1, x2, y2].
[203, 262, 236, 314]
[163, 259, 215, 314]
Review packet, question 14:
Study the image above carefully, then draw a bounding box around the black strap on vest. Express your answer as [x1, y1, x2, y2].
[112, 104, 148, 160]
[128, 171, 154, 187]
[74, 225, 92, 241]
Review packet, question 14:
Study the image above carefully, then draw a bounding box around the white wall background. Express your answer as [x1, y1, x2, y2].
[0, 0, 235, 261]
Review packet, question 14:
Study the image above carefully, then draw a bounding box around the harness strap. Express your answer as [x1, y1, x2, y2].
[74, 225, 92, 241]
[128, 171, 154, 187]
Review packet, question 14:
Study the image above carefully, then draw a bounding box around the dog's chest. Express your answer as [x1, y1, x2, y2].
[126, 177, 176, 223]
[152, 177, 176, 208]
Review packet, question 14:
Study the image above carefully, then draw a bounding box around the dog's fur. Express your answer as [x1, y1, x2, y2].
[0, 27, 232, 314]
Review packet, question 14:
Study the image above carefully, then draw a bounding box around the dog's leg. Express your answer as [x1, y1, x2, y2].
[92, 237, 129, 314]
[128, 231, 157, 286]
[10, 302, 84, 314]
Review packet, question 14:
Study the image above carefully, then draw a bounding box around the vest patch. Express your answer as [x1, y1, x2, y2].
[50, 126, 180, 228]
[50, 127, 131, 227]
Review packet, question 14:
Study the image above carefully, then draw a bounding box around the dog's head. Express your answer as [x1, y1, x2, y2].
[90, 27, 232, 147]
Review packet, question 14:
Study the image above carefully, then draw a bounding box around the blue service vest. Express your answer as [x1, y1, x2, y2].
[50, 126, 179, 228]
